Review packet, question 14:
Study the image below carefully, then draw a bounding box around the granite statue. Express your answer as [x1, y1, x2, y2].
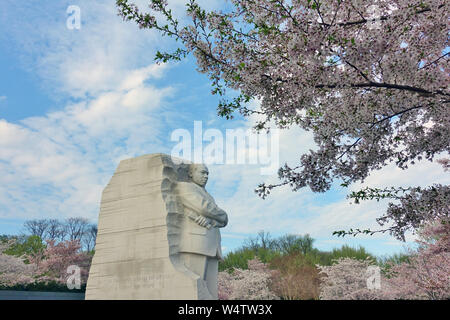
[85, 154, 228, 300]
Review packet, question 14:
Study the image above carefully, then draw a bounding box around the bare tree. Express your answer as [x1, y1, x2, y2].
[82, 224, 98, 252]
[244, 230, 276, 251]
[45, 219, 65, 242]
[64, 217, 90, 242]
[23, 219, 49, 240]
[274, 234, 315, 255]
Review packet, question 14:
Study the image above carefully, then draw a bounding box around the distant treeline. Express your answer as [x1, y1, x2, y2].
[1, 217, 97, 252]
[218, 231, 409, 271]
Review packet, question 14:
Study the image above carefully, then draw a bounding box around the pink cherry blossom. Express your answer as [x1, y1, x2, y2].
[0, 240, 37, 286]
[117, 0, 449, 240]
[218, 257, 280, 300]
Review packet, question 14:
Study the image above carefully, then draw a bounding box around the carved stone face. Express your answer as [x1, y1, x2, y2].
[190, 164, 209, 187]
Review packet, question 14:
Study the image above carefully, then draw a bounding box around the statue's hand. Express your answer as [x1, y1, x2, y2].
[194, 215, 211, 228]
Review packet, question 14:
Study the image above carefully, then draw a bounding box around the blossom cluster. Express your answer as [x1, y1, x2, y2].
[317, 257, 382, 300]
[217, 257, 279, 300]
[319, 218, 450, 300]
[0, 240, 37, 286]
[0, 239, 92, 287]
[117, 0, 449, 239]
[29, 240, 92, 285]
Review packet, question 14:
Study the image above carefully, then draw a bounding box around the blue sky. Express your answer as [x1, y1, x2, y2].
[0, 0, 448, 258]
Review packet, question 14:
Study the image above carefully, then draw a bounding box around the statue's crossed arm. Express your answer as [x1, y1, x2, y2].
[177, 183, 228, 229]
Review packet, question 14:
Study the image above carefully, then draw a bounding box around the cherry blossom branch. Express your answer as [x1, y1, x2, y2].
[315, 82, 448, 97]
[319, 3, 445, 28]
[261, 74, 449, 97]
[418, 51, 450, 70]
[118, 0, 450, 242]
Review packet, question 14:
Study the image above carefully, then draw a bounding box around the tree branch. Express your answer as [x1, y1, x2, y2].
[263, 73, 449, 97]
[319, 4, 444, 28]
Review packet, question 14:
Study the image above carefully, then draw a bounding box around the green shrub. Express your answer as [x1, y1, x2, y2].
[377, 252, 412, 275]
[220, 234, 377, 272]
[219, 247, 280, 272]
[309, 245, 376, 266]
[269, 253, 321, 300]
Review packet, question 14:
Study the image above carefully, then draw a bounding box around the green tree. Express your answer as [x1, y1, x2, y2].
[4, 235, 46, 263]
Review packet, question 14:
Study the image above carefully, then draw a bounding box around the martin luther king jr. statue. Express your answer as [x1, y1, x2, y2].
[174, 163, 228, 299]
[86, 154, 228, 299]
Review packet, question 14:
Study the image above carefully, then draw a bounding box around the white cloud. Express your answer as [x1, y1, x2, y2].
[0, 62, 173, 220]
[0, 1, 169, 99]
[0, 0, 223, 100]
[0, 1, 176, 221]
